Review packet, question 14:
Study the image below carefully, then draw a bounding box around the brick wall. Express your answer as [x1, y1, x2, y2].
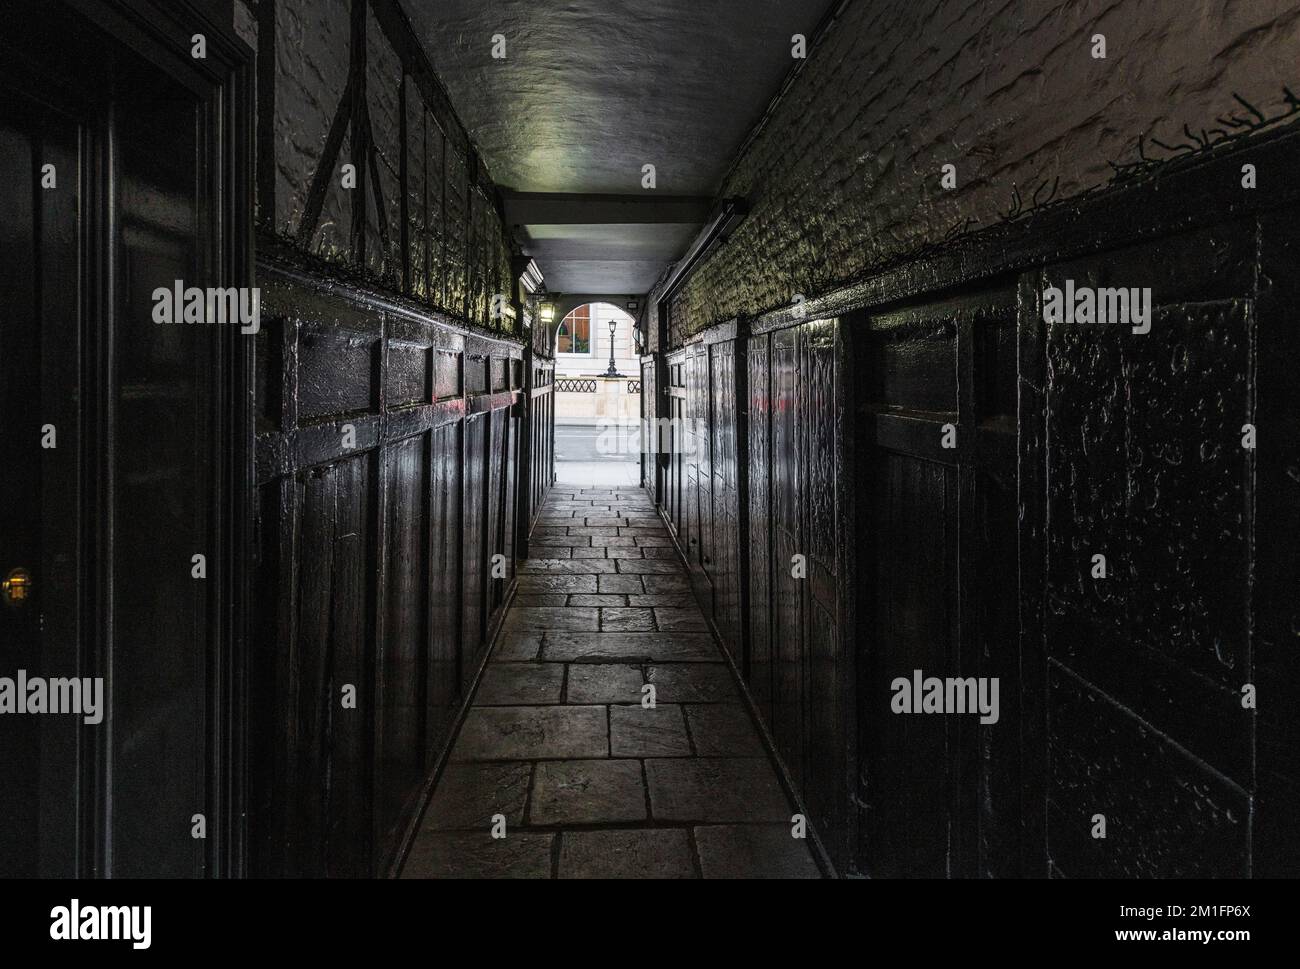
[670, 0, 1300, 339]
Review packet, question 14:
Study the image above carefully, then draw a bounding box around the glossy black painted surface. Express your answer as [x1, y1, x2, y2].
[0, 0, 254, 878]
[250, 258, 525, 876]
[645, 128, 1300, 878]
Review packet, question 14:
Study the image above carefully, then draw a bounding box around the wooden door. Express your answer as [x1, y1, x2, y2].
[0, 0, 252, 877]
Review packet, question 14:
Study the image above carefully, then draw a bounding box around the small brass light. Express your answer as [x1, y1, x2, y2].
[2, 567, 32, 608]
[539, 302, 555, 324]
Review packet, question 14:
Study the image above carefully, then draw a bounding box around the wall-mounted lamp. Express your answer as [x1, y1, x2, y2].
[539, 302, 555, 324]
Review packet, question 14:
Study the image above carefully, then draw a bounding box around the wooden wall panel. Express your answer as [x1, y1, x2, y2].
[427, 420, 463, 763]
[377, 433, 429, 848]
[708, 342, 742, 666]
[252, 264, 522, 876]
[1039, 226, 1257, 877]
[770, 326, 805, 796]
[801, 321, 847, 869]
[746, 335, 774, 724]
[462, 412, 488, 687]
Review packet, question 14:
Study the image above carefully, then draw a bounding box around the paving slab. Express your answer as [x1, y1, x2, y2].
[545, 632, 718, 663]
[505, 607, 600, 631]
[654, 608, 708, 630]
[417, 762, 533, 830]
[528, 759, 647, 825]
[558, 829, 695, 879]
[610, 704, 692, 757]
[452, 705, 608, 761]
[401, 831, 554, 879]
[601, 607, 656, 631]
[646, 758, 790, 822]
[475, 663, 565, 705]
[684, 704, 767, 756]
[693, 825, 821, 879]
[646, 663, 739, 702]
[565, 664, 645, 704]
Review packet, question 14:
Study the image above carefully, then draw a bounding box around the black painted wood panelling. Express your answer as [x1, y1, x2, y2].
[251, 261, 522, 877]
[746, 335, 774, 725]
[648, 127, 1300, 881]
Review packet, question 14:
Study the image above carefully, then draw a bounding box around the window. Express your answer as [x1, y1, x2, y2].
[557, 305, 591, 354]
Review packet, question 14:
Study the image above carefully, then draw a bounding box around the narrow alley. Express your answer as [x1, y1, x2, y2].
[3, 0, 1300, 901]
[403, 487, 819, 878]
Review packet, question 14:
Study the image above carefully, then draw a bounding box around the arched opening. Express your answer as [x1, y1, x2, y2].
[552, 302, 641, 486]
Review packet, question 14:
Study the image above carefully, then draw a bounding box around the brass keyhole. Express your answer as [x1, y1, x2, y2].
[2, 568, 32, 608]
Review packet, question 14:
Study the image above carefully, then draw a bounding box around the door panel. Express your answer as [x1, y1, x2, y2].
[0, 0, 253, 877]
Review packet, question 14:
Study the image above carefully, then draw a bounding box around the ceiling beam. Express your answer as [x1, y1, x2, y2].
[502, 192, 714, 226]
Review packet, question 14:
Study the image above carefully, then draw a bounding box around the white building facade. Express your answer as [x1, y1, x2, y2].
[553, 302, 642, 425]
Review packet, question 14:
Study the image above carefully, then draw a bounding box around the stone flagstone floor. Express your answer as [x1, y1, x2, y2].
[401, 486, 821, 879]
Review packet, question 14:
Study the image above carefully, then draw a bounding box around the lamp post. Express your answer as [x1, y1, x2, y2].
[602, 318, 621, 377]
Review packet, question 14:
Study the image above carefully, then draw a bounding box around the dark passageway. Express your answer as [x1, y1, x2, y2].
[2, 0, 1300, 908]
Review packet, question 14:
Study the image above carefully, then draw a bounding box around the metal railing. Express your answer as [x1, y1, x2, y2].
[553, 378, 642, 393]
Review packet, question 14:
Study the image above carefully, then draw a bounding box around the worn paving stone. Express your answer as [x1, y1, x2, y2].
[494, 630, 543, 661]
[642, 574, 691, 593]
[565, 664, 645, 703]
[601, 607, 656, 631]
[475, 663, 565, 705]
[558, 829, 696, 879]
[528, 760, 647, 825]
[646, 759, 790, 822]
[514, 594, 568, 608]
[641, 546, 679, 559]
[418, 762, 533, 830]
[604, 546, 645, 559]
[452, 705, 608, 760]
[530, 546, 572, 558]
[546, 632, 718, 663]
[633, 535, 674, 547]
[615, 559, 684, 574]
[567, 594, 627, 607]
[617, 527, 663, 536]
[693, 825, 821, 879]
[570, 546, 608, 559]
[685, 704, 766, 756]
[402, 831, 554, 879]
[506, 607, 600, 631]
[520, 558, 617, 574]
[532, 532, 587, 545]
[647, 663, 739, 702]
[597, 573, 644, 594]
[567, 525, 620, 536]
[517, 573, 598, 594]
[610, 704, 692, 757]
[589, 535, 636, 547]
[655, 608, 708, 630]
[626, 594, 696, 608]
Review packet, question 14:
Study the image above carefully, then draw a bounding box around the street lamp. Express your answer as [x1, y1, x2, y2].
[603, 318, 621, 377]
